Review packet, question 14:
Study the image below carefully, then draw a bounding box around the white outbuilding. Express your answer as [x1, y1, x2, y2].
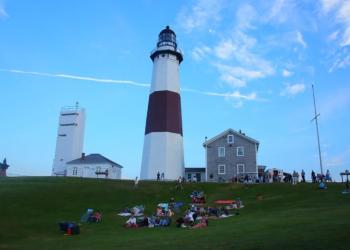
[66, 153, 123, 179]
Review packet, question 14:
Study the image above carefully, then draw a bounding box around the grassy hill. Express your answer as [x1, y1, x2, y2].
[0, 177, 349, 250]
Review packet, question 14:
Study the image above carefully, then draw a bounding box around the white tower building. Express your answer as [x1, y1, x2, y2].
[52, 103, 85, 176]
[140, 26, 184, 180]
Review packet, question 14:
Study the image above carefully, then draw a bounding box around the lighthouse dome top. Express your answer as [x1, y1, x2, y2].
[157, 26, 177, 48]
[151, 26, 183, 63]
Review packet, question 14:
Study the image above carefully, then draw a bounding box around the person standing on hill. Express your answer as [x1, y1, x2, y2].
[301, 170, 305, 182]
[326, 169, 331, 182]
[134, 177, 139, 188]
[292, 171, 299, 185]
[161, 172, 165, 181]
[311, 170, 316, 183]
[177, 176, 183, 190]
[157, 171, 160, 181]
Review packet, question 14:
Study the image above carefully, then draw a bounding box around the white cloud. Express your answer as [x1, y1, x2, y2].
[0, 3, 9, 18]
[328, 30, 339, 41]
[267, 0, 288, 23]
[321, 0, 350, 47]
[219, 73, 246, 88]
[236, 3, 256, 30]
[206, 4, 275, 90]
[282, 69, 293, 77]
[295, 30, 307, 48]
[213, 31, 274, 88]
[177, 0, 225, 33]
[215, 63, 271, 88]
[280, 83, 306, 96]
[263, 0, 298, 25]
[191, 46, 211, 61]
[321, 0, 341, 13]
[214, 40, 236, 60]
[329, 51, 350, 72]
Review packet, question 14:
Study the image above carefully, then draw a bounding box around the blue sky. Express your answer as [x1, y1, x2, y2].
[0, 0, 349, 180]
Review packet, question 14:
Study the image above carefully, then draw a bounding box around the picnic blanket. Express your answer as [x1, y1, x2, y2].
[118, 205, 145, 217]
[214, 200, 235, 204]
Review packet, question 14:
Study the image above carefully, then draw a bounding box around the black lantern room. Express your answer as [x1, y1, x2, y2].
[157, 26, 177, 48]
[151, 26, 183, 63]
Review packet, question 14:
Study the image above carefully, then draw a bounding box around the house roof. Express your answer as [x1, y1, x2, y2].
[185, 167, 206, 172]
[203, 128, 259, 150]
[66, 154, 123, 168]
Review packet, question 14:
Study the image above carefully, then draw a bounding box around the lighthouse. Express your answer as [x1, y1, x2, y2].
[140, 26, 184, 180]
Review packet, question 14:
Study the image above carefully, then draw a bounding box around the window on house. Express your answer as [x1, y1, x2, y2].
[96, 167, 101, 173]
[218, 164, 226, 175]
[188, 173, 192, 181]
[73, 167, 78, 176]
[237, 164, 245, 175]
[218, 147, 225, 157]
[227, 134, 234, 144]
[237, 146, 245, 156]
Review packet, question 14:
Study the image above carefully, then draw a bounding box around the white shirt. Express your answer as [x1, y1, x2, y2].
[127, 217, 136, 224]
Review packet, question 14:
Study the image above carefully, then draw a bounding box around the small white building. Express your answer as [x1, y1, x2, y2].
[66, 153, 123, 179]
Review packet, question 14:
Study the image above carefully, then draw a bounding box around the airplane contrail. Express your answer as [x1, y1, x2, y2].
[0, 69, 150, 87]
[0, 68, 259, 101]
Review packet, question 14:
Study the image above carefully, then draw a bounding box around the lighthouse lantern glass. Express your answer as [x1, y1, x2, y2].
[158, 32, 177, 48]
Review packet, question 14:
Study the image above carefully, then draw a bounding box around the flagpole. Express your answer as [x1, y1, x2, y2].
[311, 84, 324, 176]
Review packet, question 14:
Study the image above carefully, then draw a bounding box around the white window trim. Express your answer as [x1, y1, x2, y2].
[237, 164, 245, 174]
[237, 146, 244, 156]
[218, 164, 226, 175]
[218, 147, 225, 157]
[227, 135, 234, 144]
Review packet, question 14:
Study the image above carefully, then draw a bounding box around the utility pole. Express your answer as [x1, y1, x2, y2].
[311, 84, 324, 176]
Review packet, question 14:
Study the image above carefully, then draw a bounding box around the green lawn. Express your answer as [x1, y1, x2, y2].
[0, 177, 349, 250]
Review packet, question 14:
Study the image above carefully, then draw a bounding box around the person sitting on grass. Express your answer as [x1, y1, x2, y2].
[176, 217, 185, 228]
[90, 211, 102, 223]
[192, 216, 208, 229]
[125, 215, 138, 228]
[184, 209, 195, 226]
[159, 216, 171, 226]
[137, 215, 149, 227]
[319, 181, 327, 190]
[208, 207, 219, 217]
[156, 206, 163, 216]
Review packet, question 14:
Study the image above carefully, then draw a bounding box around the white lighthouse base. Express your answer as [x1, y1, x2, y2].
[140, 132, 184, 180]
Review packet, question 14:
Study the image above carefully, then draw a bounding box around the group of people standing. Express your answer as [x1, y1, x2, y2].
[289, 169, 332, 185]
[156, 171, 165, 181]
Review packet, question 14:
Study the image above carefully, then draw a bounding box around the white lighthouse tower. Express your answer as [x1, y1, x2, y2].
[140, 26, 184, 180]
[52, 103, 85, 176]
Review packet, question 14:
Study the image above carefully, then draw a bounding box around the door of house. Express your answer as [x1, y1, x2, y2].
[196, 173, 201, 182]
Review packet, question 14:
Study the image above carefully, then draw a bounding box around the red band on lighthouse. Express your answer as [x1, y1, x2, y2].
[145, 90, 182, 136]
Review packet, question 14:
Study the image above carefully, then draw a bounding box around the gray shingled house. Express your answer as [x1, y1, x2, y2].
[203, 129, 259, 182]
